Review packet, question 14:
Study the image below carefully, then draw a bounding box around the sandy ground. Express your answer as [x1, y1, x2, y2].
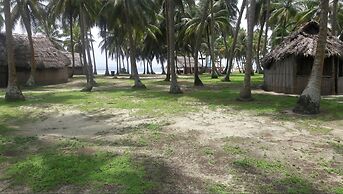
[8, 102, 341, 193]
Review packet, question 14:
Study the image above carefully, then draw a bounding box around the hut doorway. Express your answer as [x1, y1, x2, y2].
[0, 66, 8, 88]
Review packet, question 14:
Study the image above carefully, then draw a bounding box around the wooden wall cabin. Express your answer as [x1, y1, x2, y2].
[262, 21, 343, 95]
[264, 55, 343, 95]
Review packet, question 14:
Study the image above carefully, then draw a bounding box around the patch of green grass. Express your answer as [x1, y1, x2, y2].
[329, 142, 343, 154]
[0, 124, 15, 134]
[163, 147, 174, 157]
[223, 144, 245, 155]
[207, 183, 230, 194]
[233, 157, 284, 173]
[276, 176, 314, 194]
[203, 147, 215, 156]
[0, 133, 39, 163]
[6, 152, 153, 193]
[320, 160, 343, 176]
[334, 187, 343, 194]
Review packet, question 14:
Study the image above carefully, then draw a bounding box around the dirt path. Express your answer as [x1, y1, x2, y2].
[12, 105, 343, 193]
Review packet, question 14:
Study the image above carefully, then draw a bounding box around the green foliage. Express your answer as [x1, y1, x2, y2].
[233, 157, 284, 172]
[275, 176, 313, 194]
[334, 187, 343, 194]
[208, 183, 230, 194]
[6, 153, 153, 193]
[223, 144, 245, 155]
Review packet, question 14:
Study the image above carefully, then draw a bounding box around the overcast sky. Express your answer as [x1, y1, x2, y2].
[11, 0, 246, 74]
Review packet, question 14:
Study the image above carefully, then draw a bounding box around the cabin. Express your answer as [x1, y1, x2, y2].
[62, 52, 84, 77]
[0, 34, 70, 87]
[262, 21, 343, 95]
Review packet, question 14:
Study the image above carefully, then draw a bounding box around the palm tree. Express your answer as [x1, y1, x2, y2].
[36, 15, 64, 50]
[49, 0, 79, 77]
[12, 0, 45, 86]
[238, 0, 255, 101]
[293, 0, 329, 114]
[331, 0, 339, 36]
[4, 0, 25, 101]
[0, 2, 5, 29]
[104, 0, 158, 88]
[167, 0, 182, 94]
[223, 0, 246, 82]
[79, 0, 100, 91]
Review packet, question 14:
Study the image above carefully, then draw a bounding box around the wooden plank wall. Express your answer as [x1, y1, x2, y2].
[295, 76, 334, 95]
[338, 77, 343, 94]
[264, 57, 294, 94]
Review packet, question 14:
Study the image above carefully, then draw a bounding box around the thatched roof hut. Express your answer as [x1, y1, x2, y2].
[0, 33, 71, 87]
[262, 21, 343, 68]
[62, 51, 84, 76]
[262, 21, 343, 95]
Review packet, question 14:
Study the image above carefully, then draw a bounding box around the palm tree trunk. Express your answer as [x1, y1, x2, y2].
[331, 0, 338, 36]
[209, 0, 218, 79]
[238, 0, 255, 101]
[86, 32, 96, 85]
[80, 7, 93, 92]
[167, 0, 182, 94]
[21, 12, 36, 86]
[188, 55, 192, 74]
[164, 2, 171, 81]
[147, 60, 150, 74]
[294, 0, 329, 114]
[90, 32, 97, 75]
[4, 0, 24, 101]
[222, 32, 230, 74]
[193, 0, 211, 86]
[116, 51, 120, 75]
[69, 4, 75, 78]
[104, 29, 110, 76]
[256, 6, 266, 74]
[126, 55, 130, 74]
[128, 34, 145, 88]
[161, 61, 166, 74]
[150, 61, 155, 74]
[262, 0, 270, 57]
[224, 0, 247, 82]
[331, 0, 338, 94]
[183, 55, 187, 74]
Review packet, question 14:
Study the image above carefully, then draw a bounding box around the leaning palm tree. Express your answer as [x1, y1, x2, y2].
[12, 0, 45, 86]
[223, 0, 246, 82]
[4, 0, 25, 101]
[238, 0, 255, 101]
[167, 0, 182, 94]
[293, 0, 329, 114]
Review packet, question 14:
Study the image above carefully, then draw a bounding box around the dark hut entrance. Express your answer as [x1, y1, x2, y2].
[0, 66, 8, 88]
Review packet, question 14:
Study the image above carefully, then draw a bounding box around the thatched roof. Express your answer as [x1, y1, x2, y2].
[0, 33, 70, 69]
[262, 21, 343, 68]
[62, 51, 82, 68]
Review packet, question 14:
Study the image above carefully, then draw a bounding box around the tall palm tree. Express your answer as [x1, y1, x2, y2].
[223, 0, 246, 82]
[0, 2, 4, 29]
[331, 0, 339, 36]
[294, 0, 329, 114]
[49, 0, 79, 77]
[104, 0, 157, 88]
[238, 0, 255, 101]
[4, 0, 25, 101]
[12, 0, 45, 86]
[168, 0, 182, 94]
